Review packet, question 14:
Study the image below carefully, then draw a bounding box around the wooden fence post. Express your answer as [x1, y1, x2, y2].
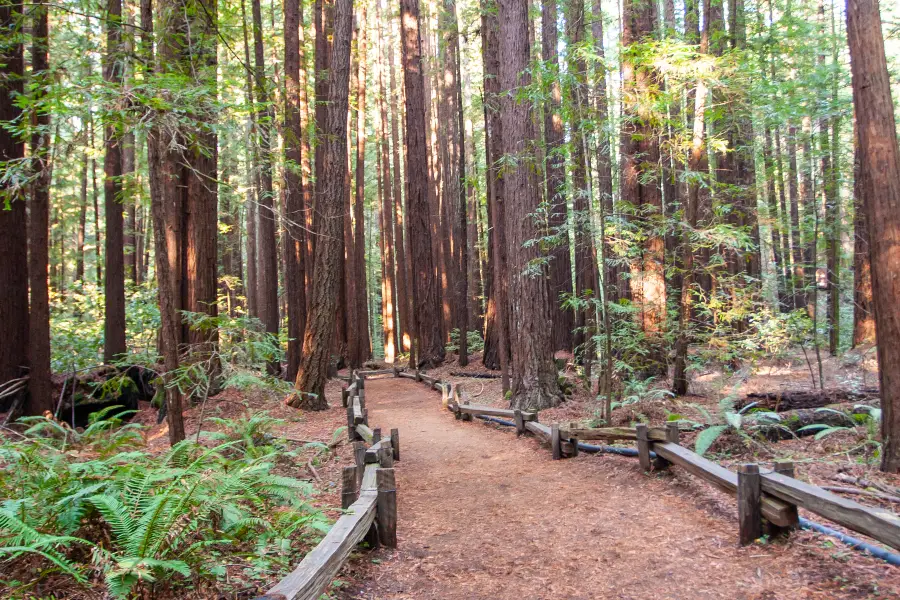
[415, 369, 421, 382]
[636, 424, 652, 471]
[653, 422, 680, 470]
[346, 404, 358, 441]
[341, 466, 358, 509]
[390, 428, 400, 461]
[341, 387, 349, 408]
[551, 424, 562, 460]
[768, 461, 799, 536]
[357, 375, 365, 390]
[373, 428, 382, 444]
[378, 445, 394, 468]
[376, 468, 398, 548]
[353, 441, 366, 488]
[514, 410, 525, 436]
[666, 422, 680, 444]
[738, 463, 763, 545]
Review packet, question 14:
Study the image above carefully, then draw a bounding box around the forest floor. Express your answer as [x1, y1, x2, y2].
[318, 376, 897, 599]
[23, 344, 898, 598]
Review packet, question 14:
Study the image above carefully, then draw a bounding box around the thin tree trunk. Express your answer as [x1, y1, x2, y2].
[852, 131, 874, 346]
[673, 0, 711, 396]
[567, 0, 598, 374]
[288, 0, 353, 408]
[846, 0, 900, 471]
[240, 0, 258, 319]
[77, 151, 88, 282]
[621, 0, 666, 373]
[543, 0, 574, 353]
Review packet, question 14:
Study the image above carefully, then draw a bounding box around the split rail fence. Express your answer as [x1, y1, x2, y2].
[253, 372, 399, 600]
[397, 368, 900, 556]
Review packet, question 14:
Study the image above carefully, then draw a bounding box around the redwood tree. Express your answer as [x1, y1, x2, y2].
[287, 0, 353, 409]
[103, 0, 127, 363]
[845, 0, 900, 472]
[284, 0, 308, 381]
[498, 0, 561, 410]
[26, 0, 53, 414]
[400, 0, 445, 368]
[542, 0, 574, 353]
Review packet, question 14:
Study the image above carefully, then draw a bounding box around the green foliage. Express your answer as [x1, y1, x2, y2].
[445, 328, 485, 355]
[0, 412, 329, 598]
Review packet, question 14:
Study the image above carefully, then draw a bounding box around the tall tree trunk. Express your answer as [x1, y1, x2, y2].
[400, 0, 445, 368]
[377, 6, 399, 361]
[673, 0, 711, 396]
[347, 3, 370, 367]
[387, 15, 411, 353]
[846, 0, 900, 472]
[379, 144, 397, 362]
[77, 153, 88, 282]
[26, 0, 53, 415]
[104, 0, 127, 363]
[1, 1, 28, 399]
[787, 124, 806, 310]
[438, 0, 467, 365]
[543, 0, 574, 353]
[284, 0, 308, 380]
[498, 0, 561, 409]
[852, 133, 874, 346]
[240, 0, 258, 319]
[480, 2, 509, 389]
[567, 0, 598, 374]
[288, 0, 353, 408]
[621, 0, 666, 374]
[822, 0, 841, 356]
[252, 0, 279, 362]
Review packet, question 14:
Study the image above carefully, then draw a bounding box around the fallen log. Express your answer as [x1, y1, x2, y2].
[738, 387, 879, 411]
[449, 371, 501, 379]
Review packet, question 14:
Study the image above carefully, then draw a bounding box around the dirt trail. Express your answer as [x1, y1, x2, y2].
[339, 378, 889, 599]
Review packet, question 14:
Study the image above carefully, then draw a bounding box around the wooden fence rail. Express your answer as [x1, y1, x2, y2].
[254, 373, 400, 600]
[398, 368, 900, 556]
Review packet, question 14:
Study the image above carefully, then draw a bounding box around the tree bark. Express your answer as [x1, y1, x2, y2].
[566, 0, 598, 374]
[25, 0, 53, 415]
[543, 0, 574, 353]
[480, 2, 509, 389]
[377, 8, 399, 362]
[852, 134, 874, 346]
[621, 0, 666, 373]
[103, 0, 127, 362]
[347, 4, 370, 368]
[284, 0, 308, 380]
[252, 0, 280, 362]
[498, 0, 561, 410]
[673, 0, 711, 396]
[846, 0, 900, 471]
[387, 19, 411, 353]
[288, 0, 353, 409]
[400, 0, 445, 368]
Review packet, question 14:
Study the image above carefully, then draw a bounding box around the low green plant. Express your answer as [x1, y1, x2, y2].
[0, 410, 329, 598]
[687, 382, 785, 456]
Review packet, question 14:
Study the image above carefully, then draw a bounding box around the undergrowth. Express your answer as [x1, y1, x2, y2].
[0, 408, 330, 598]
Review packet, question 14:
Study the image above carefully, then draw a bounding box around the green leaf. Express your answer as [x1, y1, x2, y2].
[695, 425, 728, 457]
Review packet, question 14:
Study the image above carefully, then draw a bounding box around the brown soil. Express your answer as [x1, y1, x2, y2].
[333, 377, 899, 599]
